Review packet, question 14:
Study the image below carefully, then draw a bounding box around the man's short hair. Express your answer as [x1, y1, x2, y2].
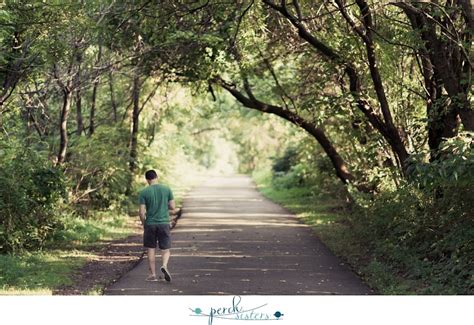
[145, 169, 158, 180]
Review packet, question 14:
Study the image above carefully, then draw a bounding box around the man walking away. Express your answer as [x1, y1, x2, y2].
[138, 169, 175, 282]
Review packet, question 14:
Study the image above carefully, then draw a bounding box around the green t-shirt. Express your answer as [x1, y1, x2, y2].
[138, 184, 174, 225]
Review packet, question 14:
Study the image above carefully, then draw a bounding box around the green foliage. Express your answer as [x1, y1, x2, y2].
[407, 133, 473, 188]
[347, 133, 474, 294]
[350, 182, 473, 293]
[268, 137, 344, 195]
[254, 168, 342, 222]
[50, 211, 131, 248]
[0, 0, 472, 296]
[221, 105, 294, 174]
[66, 126, 130, 213]
[272, 166, 304, 189]
[0, 140, 66, 253]
[272, 147, 298, 174]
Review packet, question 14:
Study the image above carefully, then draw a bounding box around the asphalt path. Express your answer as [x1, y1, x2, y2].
[105, 175, 372, 295]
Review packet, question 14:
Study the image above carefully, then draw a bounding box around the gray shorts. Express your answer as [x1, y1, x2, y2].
[143, 224, 171, 249]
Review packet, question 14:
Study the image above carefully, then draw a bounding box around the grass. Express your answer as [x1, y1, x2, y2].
[0, 212, 136, 295]
[0, 166, 202, 295]
[0, 250, 92, 295]
[51, 212, 137, 249]
[254, 169, 343, 226]
[252, 169, 416, 294]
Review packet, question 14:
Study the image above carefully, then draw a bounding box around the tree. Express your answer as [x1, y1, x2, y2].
[393, 0, 472, 157]
[214, 75, 358, 186]
[0, 2, 49, 126]
[262, 0, 410, 172]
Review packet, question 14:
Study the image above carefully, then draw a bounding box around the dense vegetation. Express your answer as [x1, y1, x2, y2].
[0, 1, 472, 294]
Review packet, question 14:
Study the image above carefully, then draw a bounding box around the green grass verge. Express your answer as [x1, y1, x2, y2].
[0, 211, 136, 295]
[253, 169, 416, 294]
[1, 166, 202, 295]
[51, 212, 136, 249]
[0, 250, 93, 295]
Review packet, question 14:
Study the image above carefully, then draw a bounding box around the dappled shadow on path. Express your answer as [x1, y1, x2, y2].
[105, 175, 372, 295]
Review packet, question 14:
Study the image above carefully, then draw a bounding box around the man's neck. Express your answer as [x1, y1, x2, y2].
[148, 180, 158, 186]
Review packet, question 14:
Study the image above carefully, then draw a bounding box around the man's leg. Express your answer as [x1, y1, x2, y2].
[147, 248, 156, 276]
[161, 249, 170, 268]
[160, 249, 172, 281]
[158, 224, 172, 281]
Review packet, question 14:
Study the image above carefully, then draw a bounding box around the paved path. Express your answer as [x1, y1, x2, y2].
[105, 175, 372, 295]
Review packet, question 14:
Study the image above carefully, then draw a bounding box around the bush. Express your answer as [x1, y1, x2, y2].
[349, 134, 474, 293]
[272, 146, 298, 174]
[270, 144, 343, 196]
[0, 141, 66, 253]
[66, 126, 130, 213]
[273, 164, 305, 189]
[271, 147, 307, 189]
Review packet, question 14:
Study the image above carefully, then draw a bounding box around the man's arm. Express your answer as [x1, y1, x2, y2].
[139, 204, 146, 225]
[168, 200, 176, 213]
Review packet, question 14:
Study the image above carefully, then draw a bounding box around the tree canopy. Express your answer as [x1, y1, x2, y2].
[0, 0, 472, 294]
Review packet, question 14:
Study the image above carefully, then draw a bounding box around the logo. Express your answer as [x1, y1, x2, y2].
[189, 296, 284, 325]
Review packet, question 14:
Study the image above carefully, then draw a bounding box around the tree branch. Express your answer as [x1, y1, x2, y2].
[263, 0, 409, 169]
[212, 75, 358, 186]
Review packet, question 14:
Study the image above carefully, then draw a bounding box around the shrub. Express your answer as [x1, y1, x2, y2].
[0, 141, 66, 253]
[272, 146, 298, 174]
[66, 126, 130, 213]
[349, 133, 474, 293]
[270, 144, 342, 196]
[272, 164, 305, 189]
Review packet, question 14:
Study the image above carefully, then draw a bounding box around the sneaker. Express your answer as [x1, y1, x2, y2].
[160, 266, 172, 282]
[145, 275, 158, 282]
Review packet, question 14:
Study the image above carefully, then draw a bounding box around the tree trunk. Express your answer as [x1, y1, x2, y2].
[109, 72, 118, 123]
[460, 107, 474, 131]
[398, 1, 472, 152]
[129, 74, 141, 174]
[89, 46, 102, 136]
[75, 50, 84, 136]
[0, 31, 24, 128]
[57, 88, 73, 164]
[335, 0, 410, 171]
[75, 87, 84, 135]
[0, 104, 3, 129]
[89, 79, 99, 136]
